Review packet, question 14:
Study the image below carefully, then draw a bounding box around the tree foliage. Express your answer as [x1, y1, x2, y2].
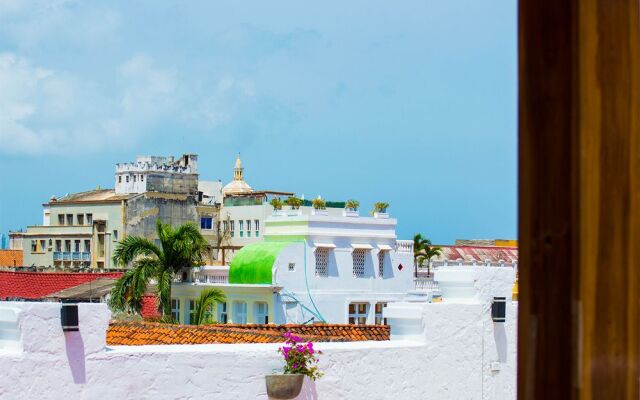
[110, 219, 208, 318]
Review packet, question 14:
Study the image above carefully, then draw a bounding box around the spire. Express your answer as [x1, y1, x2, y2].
[234, 153, 244, 181]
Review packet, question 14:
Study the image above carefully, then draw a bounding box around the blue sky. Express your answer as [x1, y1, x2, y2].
[0, 1, 517, 244]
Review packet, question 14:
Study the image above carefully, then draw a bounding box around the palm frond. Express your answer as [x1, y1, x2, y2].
[156, 268, 174, 318]
[112, 235, 162, 267]
[109, 258, 159, 313]
[191, 288, 226, 325]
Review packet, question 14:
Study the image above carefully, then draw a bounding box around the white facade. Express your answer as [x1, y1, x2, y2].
[115, 154, 198, 195]
[266, 214, 414, 324]
[0, 267, 517, 400]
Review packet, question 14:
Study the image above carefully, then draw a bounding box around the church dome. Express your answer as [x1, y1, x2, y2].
[222, 154, 253, 196]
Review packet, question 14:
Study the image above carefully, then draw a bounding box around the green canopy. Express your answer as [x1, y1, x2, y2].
[228, 241, 293, 284]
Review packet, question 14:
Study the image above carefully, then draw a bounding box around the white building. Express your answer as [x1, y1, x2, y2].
[217, 154, 345, 262]
[115, 154, 198, 195]
[172, 211, 415, 325]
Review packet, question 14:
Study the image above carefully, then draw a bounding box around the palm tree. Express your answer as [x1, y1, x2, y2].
[417, 246, 443, 277]
[190, 288, 227, 325]
[413, 234, 442, 277]
[110, 219, 208, 318]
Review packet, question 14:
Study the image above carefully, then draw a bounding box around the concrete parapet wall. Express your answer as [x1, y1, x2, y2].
[0, 271, 517, 400]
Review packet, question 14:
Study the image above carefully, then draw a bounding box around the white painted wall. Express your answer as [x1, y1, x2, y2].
[272, 240, 414, 324]
[0, 269, 517, 400]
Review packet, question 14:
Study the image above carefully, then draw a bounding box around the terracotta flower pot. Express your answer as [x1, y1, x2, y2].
[265, 374, 304, 399]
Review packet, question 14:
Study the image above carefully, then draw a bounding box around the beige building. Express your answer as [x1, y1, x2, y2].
[21, 190, 130, 270]
[20, 154, 221, 271]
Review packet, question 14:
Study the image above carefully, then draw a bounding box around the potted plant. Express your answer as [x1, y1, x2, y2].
[270, 198, 284, 216]
[311, 196, 327, 216]
[285, 196, 303, 216]
[266, 332, 323, 399]
[372, 202, 390, 218]
[343, 199, 360, 217]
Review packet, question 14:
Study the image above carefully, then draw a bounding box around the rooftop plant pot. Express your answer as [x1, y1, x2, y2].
[343, 209, 359, 217]
[374, 212, 389, 219]
[265, 374, 304, 399]
[312, 209, 328, 216]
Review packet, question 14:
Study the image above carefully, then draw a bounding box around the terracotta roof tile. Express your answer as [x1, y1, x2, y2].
[0, 271, 123, 300]
[106, 322, 390, 346]
[434, 245, 518, 263]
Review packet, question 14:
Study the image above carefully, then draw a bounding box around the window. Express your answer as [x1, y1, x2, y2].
[315, 248, 329, 276]
[58, 214, 65, 225]
[113, 230, 118, 240]
[255, 219, 260, 237]
[77, 214, 84, 225]
[66, 214, 73, 225]
[40, 240, 47, 252]
[171, 299, 180, 322]
[200, 217, 213, 230]
[126, 175, 129, 183]
[223, 221, 228, 233]
[65, 240, 71, 252]
[140, 174, 144, 182]
[288, 262, 296, 272]
[375, 302, 388, 325]
[378, 250, 386, 277]
[31, 240, 37, 252]
[118, 176, 122, 183]
[254, 302, 269, 324]
[188, 300, 196, 325]
[86, 214, 93, 224]
[352, 249, 366, 277]
[230, 221, 235, 237]
[246, 220, 251, 237]
[217, 302, 228, 323]
[348, 303, 369, 325]
[133, 175, 137, 182]
[74, 240, 80, 252]
[233, 301, 247, 324]
[84, 240, 91, 252]
[239, 220, 244, 237]
[55, 240, 62, 252]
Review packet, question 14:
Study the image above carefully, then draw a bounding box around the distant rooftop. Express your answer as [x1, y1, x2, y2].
[0, 271, 123, 300]
[434, 244, 518, 263]
[47, 189, 132, 205]
[107, 322, 390, 346]
[0, 250, 23, 267]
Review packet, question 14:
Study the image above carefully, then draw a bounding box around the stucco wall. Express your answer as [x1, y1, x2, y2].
[0, 278, 517, 399]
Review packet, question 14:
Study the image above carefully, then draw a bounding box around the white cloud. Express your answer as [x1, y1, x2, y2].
[0, 0, 121, 48]
[119, 54, 177, 117]
[0, 51, 265, 156]
[189, 76, 256, 129]
[0, 53, 129, 155]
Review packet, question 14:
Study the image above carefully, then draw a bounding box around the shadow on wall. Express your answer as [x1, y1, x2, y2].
[494, 322, 508, 363]
[294, 378, 318, 400]
[64, 331, 86, 384]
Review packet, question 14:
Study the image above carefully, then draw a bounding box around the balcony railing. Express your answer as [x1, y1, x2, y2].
[414, 277, 440, 291]
[431, 259, 518, 268]
[62, 252, 71, 261]
[72, 252, 81, 261]
[53, 252, 62, 261]
[196, 274, 229, 284]
[396, 240, 413, 254]
[81, 252, 91, 261]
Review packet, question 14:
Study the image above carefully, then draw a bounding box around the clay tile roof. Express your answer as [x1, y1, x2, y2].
[106, 323, 390, 346]
[0, 250, 22, 267]
[434, 245, 518, 263]
[0, 271, 123, 300]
